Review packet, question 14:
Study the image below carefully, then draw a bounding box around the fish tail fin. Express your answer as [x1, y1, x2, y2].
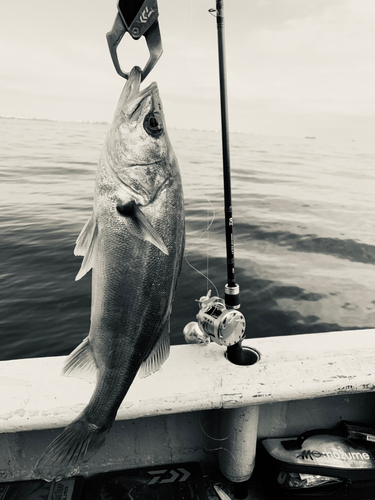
[35, 415, 110, 481]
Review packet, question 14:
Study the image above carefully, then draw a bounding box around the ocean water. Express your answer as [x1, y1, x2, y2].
[1, 116, 374, 361]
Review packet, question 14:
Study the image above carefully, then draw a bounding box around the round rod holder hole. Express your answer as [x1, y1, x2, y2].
[226, 346, 260, 366]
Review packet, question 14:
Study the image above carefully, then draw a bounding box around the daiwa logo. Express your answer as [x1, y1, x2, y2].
[147, 468, 191, 484]
[297, 449, 371, 461]
[139, 6, 155, 23]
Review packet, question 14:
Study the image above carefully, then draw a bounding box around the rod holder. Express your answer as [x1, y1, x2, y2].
[226, 342, 260, 366]
[218, 406, 260, 484]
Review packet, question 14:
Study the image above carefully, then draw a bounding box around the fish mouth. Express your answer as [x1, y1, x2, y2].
[120, 66, 160, 120]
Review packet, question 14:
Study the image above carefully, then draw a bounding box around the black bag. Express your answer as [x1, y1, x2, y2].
[259, 423, 375, 499]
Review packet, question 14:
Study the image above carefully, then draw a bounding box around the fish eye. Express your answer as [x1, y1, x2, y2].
[144, 112, 163, 137]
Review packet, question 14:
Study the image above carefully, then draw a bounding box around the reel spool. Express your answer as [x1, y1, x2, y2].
[196, 291, 246, 347]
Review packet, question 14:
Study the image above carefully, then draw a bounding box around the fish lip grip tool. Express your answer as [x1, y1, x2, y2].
[106, 0, 163, 81]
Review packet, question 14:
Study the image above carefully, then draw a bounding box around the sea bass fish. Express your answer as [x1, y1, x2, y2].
[37, 66, 185, 478]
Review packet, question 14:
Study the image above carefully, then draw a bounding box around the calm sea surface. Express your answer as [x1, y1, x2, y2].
[1, 116, 374, 361]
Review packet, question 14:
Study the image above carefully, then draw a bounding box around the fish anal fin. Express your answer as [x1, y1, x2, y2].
[75, 222, 99, 281]
[117, 201, 169, 255]
[62, 337, 97, 383]
[139, 322, 170, 378]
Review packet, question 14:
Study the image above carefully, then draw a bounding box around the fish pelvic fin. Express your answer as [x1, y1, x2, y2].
[35, 416, 110, 481]
[62, 336, 97, 382]
[74, 213, 99, 281]
[117, 201, 169, 255]
[139, 321, 170, 378]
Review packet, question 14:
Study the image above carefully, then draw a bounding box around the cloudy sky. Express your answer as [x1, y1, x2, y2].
[1, 0, 374, 140]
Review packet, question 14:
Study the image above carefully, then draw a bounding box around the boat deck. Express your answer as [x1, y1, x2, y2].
[202, 464, 267, 499]
[0, 464, 268, 500]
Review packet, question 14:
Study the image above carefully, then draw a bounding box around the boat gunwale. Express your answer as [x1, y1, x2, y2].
[1, 328, 374, 434]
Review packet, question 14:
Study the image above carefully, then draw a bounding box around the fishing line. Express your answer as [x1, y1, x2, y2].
[184, 177, 219, 298]
[198, 411, 235, 460]
[181, 0, 221, 297]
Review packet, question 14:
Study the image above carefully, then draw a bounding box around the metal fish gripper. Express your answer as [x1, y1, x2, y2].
[106, 0, 163, 81]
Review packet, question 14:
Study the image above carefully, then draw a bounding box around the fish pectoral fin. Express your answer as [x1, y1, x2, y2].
[62, 336, 97, 382]
[117, 201, 169, 255]
[138, 321, 170, 378]
[74, 213, 99, 281]
[74, 212, 96, 256]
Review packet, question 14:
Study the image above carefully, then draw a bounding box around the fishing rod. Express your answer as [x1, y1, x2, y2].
[197, 0, 246, 364]
[208, 0, 247, 361]
[185, 1, 264, 367]
[187, 1, 262, 369]
[211, 0, 239, 308]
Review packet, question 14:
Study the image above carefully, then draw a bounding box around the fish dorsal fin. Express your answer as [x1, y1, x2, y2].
[74, 213, 99, 281]
[62, 336, 97, 383]
[117, 201, 169, 255]
[138, 322, 170, 378]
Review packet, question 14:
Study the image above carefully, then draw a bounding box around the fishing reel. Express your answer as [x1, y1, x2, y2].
[184, 290, 246, 347]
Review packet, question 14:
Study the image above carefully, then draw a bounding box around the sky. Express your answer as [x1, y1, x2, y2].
[1, 0, 375, 141]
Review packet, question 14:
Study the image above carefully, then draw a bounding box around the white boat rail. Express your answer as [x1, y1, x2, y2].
[1, 329, 375, 482]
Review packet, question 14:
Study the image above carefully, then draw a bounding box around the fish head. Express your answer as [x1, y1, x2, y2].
[107, 66, 177, 204]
